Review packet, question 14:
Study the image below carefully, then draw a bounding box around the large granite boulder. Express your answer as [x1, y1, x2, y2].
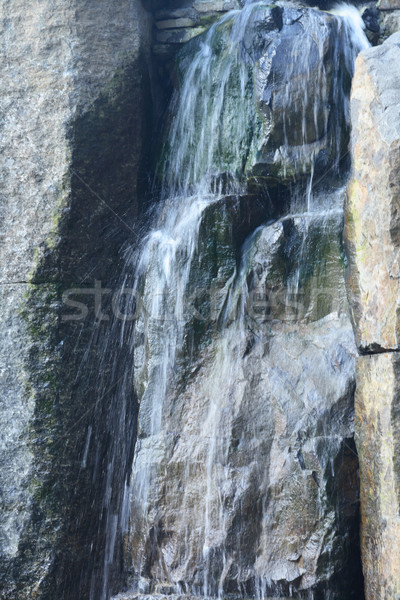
[0, 1, 151, 598]
[345, 31, 400, 600]
[345, 32, 400, 352]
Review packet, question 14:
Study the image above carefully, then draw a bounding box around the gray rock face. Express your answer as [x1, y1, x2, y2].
[378, 0, 400, 9]
[153, 0, 240, 56]
[379, 9, 400, 40]
[121, 5, 367, 598]
[0, 1, 151, 598]
[133, 317, 358, 592]
[250, 7, 349, 180]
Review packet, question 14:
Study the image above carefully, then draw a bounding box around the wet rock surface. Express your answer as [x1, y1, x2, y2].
[171, 4, 359, 187]
[129, 179, 362, 599]
[124, 4, 367, 598]
[251, 7, 351, 180]
[130, 258, 361, 598]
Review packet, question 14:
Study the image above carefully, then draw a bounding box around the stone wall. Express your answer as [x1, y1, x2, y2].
[0, 1, 152, 598]
[345, 31, 400, 600]
[152, 0, 240, 57]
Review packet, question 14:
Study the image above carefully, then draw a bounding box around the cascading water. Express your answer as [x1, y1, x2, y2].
[118, 3, 369, 599]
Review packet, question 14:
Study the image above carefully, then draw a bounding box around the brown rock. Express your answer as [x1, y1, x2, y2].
[345, 32, 400, 352]
[347, 31, 400, 600]
[355, 353, 400, 600]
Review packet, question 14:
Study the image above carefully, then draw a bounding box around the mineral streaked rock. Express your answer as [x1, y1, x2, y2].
[345, 32, 400, 352]
[131, 311, 359, 596]
[130, 186, 361, 597]
[173, 5, 357, 185]
[355, 353, 400, 600]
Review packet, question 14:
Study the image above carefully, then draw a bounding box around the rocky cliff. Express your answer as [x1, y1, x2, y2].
[345, 30, 400, 600]
[0, 1, 151, 598]
[2, 1, 400, 600]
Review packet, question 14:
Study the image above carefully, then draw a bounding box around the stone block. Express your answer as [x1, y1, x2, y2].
[156, 17, 197, 30]
[194, 0, 239, 12]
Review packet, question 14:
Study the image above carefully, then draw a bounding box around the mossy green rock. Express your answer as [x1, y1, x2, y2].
[172, 5, 352, 188]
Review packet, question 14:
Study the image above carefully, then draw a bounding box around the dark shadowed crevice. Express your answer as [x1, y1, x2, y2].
[318, 436, 365, 600]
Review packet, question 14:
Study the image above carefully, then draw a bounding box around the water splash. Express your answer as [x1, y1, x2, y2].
[330, 3, 370, 53]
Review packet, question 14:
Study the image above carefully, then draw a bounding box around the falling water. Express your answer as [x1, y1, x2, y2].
[130, 2, 265, 538]
[123, 2, 369, 598]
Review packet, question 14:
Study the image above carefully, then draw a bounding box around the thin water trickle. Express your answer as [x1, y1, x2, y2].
[123, 2, 369, 597]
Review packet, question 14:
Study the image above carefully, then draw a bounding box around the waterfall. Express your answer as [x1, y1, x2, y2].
[121, 3, 369, 598]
